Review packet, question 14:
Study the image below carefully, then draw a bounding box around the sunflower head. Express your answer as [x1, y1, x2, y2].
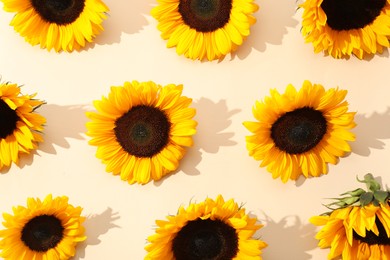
[145, 195, 267, 259]
[151, 0, 259, 61]
[0, 194, 86, 259]
[300, 0, 390, 58]
[311, 174, 390, 259]
[243, 80, 356, 183]
[86, 80, 197, 185]
[1, 0, 109, 52]
[0, 82, 46, 170]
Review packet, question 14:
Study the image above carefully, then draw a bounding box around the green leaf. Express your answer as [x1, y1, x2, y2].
[341, 188, 366, 197]
[374, 190, 389, 203]
[357, 174, 381, 192]
[360, 192, 374, 206]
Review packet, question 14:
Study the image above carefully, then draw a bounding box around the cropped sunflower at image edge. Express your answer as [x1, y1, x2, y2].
[0, 82, 45, 170]
[311, 174, 390, 259]
[86, 80, 197, 185]
[145, 194, 267, 259]
[300, 0, 390, 59]
[1, 0, 109, 52]
[151, 0, 259, 61]
[0, 194, 86, 260]
[243, 80, 356, 183]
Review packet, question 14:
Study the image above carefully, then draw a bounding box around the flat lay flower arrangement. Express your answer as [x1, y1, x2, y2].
[0, 0, 390, 259]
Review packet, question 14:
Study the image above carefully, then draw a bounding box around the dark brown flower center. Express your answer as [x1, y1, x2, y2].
[178, 0, 233, 32]
[114, 105, 171, 158]
[271, 107, 327, 154]
[321, 0, 386, 31]
[31, 0, 85, 25]
[0, 99, 19, 139]
[172, 218, 239, 260]
[21, 215, 64, 252]
[353, 217, 390, 245]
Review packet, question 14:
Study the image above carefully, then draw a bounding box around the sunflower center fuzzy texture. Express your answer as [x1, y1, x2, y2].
[0, 99, 19, 139]
[21, 215, 64, 252]
[31, 0, 85, 25]
[114, 105, 171, 158]
[321, 0, 386, 31]
[179, 0, 232, 32]
[172, 218, 239, 260]
[354, 218, 390, 245]
[271, 107, 327, 154]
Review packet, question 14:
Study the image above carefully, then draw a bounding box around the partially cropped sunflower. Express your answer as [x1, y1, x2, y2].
[145, 195, 267, 259]
[311, 173, 390, 259]
[151, 0, 259, 61]
[1, 0, 109, 52]
[86, 81, 197, 185]
[0, 194, 86, 259]
[301, 0, 390, 59]
[243, 80, 356, 183]
[0, 82, 45, 170]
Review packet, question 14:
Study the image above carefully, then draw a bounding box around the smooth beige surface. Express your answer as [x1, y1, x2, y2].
[1, 0, 390, 259]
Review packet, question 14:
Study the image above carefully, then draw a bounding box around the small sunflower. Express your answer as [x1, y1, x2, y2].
[0, 194, 86, 259]
[0, 82, 45, 170]
[300, 0, 390, 59]
[243, 80, 356, 183]
[1, 0, 109, 52]
[311, 173, 390, 259]
[151, 0, 259, 61]
[86, 80, 197, 185]
[145, 195, 267, 259]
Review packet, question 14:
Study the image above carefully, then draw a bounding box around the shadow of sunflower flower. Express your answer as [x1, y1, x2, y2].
[73, 207, 120, 259]
[351, 108, 390, 156]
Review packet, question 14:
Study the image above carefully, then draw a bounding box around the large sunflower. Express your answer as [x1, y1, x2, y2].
[311, 173, 390, 259]
[145, 195, 267, 259]
[0, 194, 86, 259]
[300, 0, 390, 59]
[86, 81, 197, 185]
[151, 0, 259, 61]
[1, 0, 109, 52]
[243, 80, 356, 183]
[0, 82, 45, 170]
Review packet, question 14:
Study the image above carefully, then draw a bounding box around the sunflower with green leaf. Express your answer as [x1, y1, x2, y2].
[243, 80, 356, 183]
[0, 82, 45, 170]
[1, 0, 109, 52]
[311, 174, 390, 259]
[145, 195, 267, 259]
[300, 0, 390, 59]
[151, 0, 259, 61]
[0, 194, 86, 259]
[86, 81, 197, 185]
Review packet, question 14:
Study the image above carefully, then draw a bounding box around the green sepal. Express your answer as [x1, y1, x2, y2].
[373, 190, 389, 204]
[340, 188, 366, 197]
[360, 192, 374, 206]
[357, 173, 381, 192]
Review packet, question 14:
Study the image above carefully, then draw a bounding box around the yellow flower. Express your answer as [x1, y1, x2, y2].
[145, 195, 267, 259]
[1, 0, 109, 52]
[86, 81, 197, 185]
[300, 0, 390, 59]
[151, 0, 259, 61]
[243, 80, 356, 183]
[0, 194, 86, 260]
[0, 82, 45, 170]
[311, 174, 390, 259]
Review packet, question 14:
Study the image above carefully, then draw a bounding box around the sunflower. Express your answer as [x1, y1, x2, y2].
[86, 80, 197, 185]
[0, 82, 45, 170]
[300, 0, 390, 59]
[0, 194, 86, 259]
[311, 173, 390, 259]
[243, 80, 356, 183]
[151, 0, 259, 61]
[1, 0, 109, 52]
[145, 195, 267, 259]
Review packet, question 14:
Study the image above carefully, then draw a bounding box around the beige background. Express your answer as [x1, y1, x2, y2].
[1, 0, 390, 259]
